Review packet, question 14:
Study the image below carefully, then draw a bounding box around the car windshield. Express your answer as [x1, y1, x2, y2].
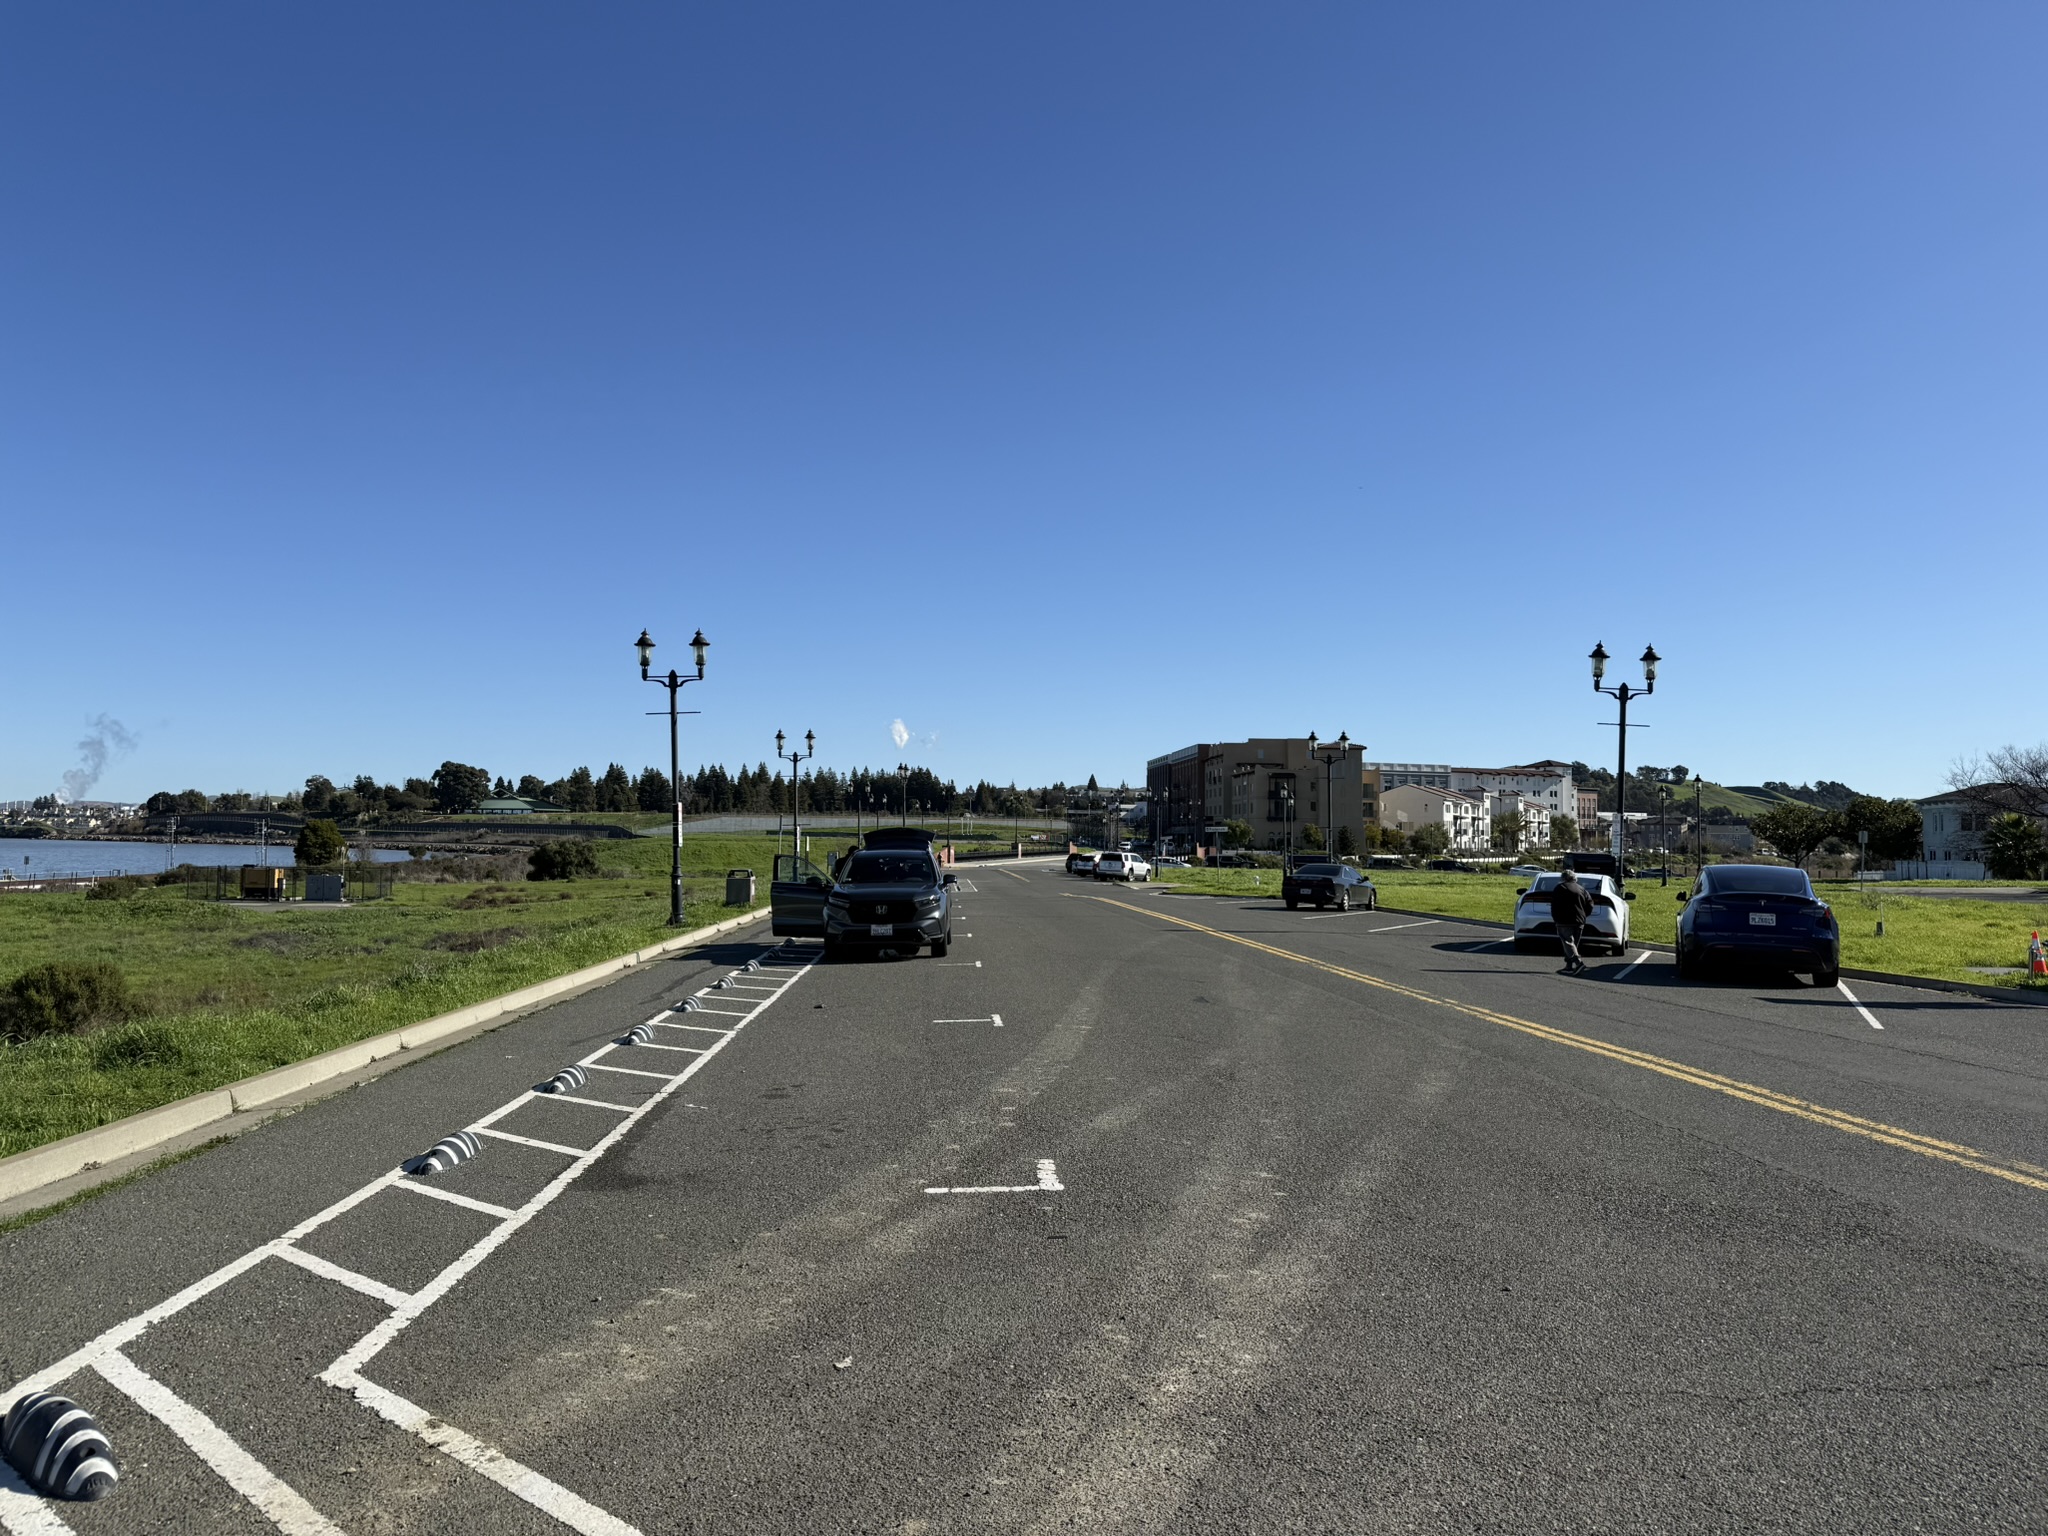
[1529, 875, 1603, 895]
[1295, 864, 1342, 877]
[841, 853, 935, 885]
[1704, 867, 1814, 897]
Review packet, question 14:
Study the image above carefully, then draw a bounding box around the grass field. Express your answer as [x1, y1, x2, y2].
[1141, 867, 2048, 991]
[0, 833, 786, 1159]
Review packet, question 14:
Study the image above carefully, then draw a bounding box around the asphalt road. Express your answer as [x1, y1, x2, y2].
[3, 863, 2045, 1534]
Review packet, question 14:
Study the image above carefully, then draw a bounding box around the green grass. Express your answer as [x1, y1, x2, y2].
[0, 834, 785, 1159]
[1150, 868, 2048, 991]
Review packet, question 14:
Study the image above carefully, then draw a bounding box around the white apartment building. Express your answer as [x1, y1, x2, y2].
[1450, 761, 1576, 840]
[1380, 784, 1492, 852]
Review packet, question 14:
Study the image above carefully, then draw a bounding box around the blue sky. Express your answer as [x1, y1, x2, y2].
[4, 3, 2043, 804]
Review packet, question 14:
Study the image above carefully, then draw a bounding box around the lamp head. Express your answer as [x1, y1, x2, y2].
[689, 629, 709, 677]
[1640, 644, 1660, 686]
[805, 729, 815, 754]
[1336, 730, 1350, 752]
[635, 629, 656, 676]
[1307, 730, 1319, 755]
[1589, 641, 1609, 684]
[776, 729, 786, 756]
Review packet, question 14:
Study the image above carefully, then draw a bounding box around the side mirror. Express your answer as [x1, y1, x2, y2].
[1676, 890, 1688, 901]
[943, 874, 958, 886]
[1515, 887, 1527, 896]
[1624, 891, 1637, 902]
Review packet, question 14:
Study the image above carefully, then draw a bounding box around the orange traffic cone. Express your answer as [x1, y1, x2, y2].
[2032, 931, 2047, 977]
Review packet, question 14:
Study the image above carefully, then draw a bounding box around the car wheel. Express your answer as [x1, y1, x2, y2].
[1674, 942, 1697, 980]
[1337, 892, 1350, 911]
[1813, 966, 1839, 988]
[931, 937, 949, 959]
[1285, 899, 1298, 910]
[1512, 938, 1534, 953]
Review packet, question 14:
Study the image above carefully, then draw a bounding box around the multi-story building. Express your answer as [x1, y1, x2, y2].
[1380, 784, 1492, 852]
[1150, 738, 1380, 852]
[1577, 788, 1600, 828]
[1450, 761, 1576, 846]
[1364, 762, 1452, 790]
[1897, 789, 1998, 879]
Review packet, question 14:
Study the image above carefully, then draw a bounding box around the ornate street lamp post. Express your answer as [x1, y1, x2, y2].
[638, 627, 708, 926]
[1591, 642, 1658, 887]
[1307, 730, 1358, 856]
[775, 730, 815, 865]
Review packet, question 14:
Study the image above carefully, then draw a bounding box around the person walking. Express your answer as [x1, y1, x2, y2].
[1550, 867, 1595, 975]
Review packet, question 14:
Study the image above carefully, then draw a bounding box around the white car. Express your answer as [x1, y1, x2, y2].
[1510, 864, 1545, 879]
[1094, 852, 1152, 882]
[1513, 872, 1633, 954]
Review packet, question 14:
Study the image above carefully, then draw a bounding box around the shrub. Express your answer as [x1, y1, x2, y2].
[86, 875, 149, 901]
[528, 840, 600, 881]
[1, 961, 136, 1042]
[295, 818, 347, 867]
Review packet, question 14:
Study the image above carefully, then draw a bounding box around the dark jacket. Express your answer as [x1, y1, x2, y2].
[1549, 876, 1595, 927]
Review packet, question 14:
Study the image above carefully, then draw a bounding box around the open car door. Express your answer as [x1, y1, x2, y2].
[770, 853, 834, 937]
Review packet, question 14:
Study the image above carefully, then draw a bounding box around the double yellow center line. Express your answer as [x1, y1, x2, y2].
[1090, 894, 2048, 1195]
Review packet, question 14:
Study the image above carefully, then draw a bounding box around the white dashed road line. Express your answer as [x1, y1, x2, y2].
[1366, 919, 1440, 934]
[925, 1159, 1063, 1195]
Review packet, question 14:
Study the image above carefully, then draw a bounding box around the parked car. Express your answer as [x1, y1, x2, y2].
[820, 847, 957, 960]
[1510, 864, 1545, 879]
[1427, 859, 1478, 873]
[1513, 872, 1634, 954]
[1215, 851, 1262, 868]
[1283, 862, 1377, 911]
[1155, 855, 1190, 868]
[1095, 851, 1152, 882]
[1675, 864, 1838, 985]
[1067, 850, 1102, 876]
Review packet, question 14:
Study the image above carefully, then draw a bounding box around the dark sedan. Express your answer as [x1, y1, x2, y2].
[1282, 862, 1377, 912]
[822, 849, 956, 959]
[1675, 864, 1839, 985]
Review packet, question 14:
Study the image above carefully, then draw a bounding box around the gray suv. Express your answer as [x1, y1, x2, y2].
[822, 848, 955, 959]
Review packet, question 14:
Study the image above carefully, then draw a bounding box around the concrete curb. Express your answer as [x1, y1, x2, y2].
[1152, 886, 2048, 1010]
[0, 906, 773, 1209]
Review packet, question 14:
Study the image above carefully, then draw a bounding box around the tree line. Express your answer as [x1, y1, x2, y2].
[145, 762, 1088, 822]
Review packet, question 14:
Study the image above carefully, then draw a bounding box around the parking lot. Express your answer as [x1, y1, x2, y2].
[4, 859, 2046, 1534]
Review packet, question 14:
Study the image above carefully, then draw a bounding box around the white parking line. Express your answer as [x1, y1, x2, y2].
[337, 1374, 640, 1536]
[392, 1182, 517, 1220]
[474, 1127, 589, 1157]
[1366, 920, 1440, 934]
[925, 1158, 1062, 1194]
[272, 1246, 412, 1309]
[3, 958, 819, 1536]
[1838, 980, 1885, 1029]
[1300, 907, 1379, 920]
[932, 1014, 1002, 1027]
[94, 1350, 346, 1535]
[1613, 950, 1653, 980]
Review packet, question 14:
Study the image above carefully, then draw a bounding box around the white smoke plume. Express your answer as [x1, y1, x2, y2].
[57, 715, 138, 803]
[890, 718, 910, 749]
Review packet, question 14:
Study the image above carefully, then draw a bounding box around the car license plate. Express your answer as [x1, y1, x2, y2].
[1749, 912, 1776, 926]
[870, 924, 894, 937]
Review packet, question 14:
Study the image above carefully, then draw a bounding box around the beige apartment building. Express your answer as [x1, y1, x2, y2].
[1380, 783, 1493, 851]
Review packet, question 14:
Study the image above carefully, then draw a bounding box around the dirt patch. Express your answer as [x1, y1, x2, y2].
[233, 932, 311, 955]
[452, 887, 529, 910]
[425, 927, 527, 953]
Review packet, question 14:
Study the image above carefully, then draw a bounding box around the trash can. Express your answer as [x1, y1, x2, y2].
[725, 869, 756, 906]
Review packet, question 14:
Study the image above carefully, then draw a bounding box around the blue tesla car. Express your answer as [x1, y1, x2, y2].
[1675, 864, 1839, 986]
